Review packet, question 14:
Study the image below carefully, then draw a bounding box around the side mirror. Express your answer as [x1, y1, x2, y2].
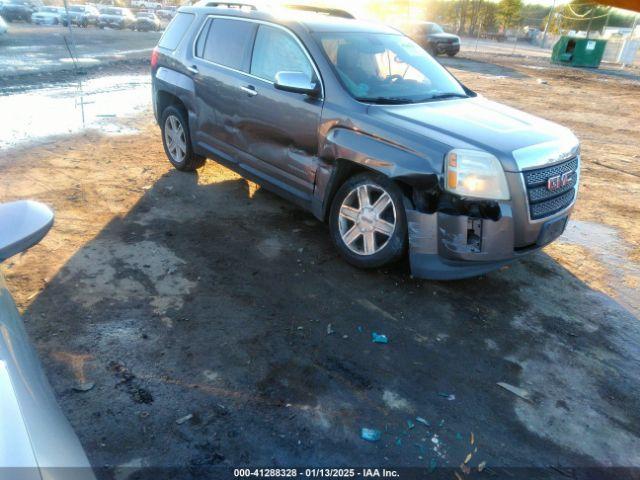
[0, 201, 54, 262]
[274, 71, 320, 97]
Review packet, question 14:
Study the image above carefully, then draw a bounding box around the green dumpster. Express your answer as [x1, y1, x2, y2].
[551, 36, 607, 68]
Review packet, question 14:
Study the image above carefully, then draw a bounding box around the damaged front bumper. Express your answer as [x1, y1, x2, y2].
[406, 202, 570, 280]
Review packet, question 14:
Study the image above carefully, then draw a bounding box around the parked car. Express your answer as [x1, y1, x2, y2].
[156, 5, 175, 19]
[31, 5, 63, 24]
[0, 14, 7, 34]
[97, 6, 135, 29]
[133, 11, 160, 31]
[1, 0, 41, 22]
[61, 4, 99, 27]
[151, 5, 580, 280]
[131, 0, 160, 9]
[0, 200, 95, 480]
[410, 21, 461, 57]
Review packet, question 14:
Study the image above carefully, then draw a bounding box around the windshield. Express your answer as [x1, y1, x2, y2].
[315, 32, 467, 103]
[426, 23, 444, 34]
[103, 8, 121, 14]
[69, 5, 83, 11]
[42, 6, 59, 12]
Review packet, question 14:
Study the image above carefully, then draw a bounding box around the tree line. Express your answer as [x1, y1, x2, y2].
[410, 0, 637, 35]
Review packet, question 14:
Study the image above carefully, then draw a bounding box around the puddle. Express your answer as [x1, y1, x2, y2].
[559, 219, 640, 313]
[0, 74, 151, 151]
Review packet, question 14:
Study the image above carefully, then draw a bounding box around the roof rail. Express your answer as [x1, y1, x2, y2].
[283, 4, 354, 19]
[199, 1, 258, 10]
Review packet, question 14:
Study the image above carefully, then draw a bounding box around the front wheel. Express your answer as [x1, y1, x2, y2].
[160, 106, 205, 172]
[447, 52, 457, 57]
[329, 173, 407, 269]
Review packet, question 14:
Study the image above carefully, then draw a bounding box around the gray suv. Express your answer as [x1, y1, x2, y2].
[151, 3, 580, 280]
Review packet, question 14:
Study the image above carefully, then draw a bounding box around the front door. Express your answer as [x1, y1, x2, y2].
[239, 23, 323, 200]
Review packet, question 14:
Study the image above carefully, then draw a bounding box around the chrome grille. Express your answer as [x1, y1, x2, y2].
[523, 157, 579, 220]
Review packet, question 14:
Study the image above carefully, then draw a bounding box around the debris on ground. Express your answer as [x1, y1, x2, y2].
[176, 413, 194, 425]
[478, 461, 487, 472]
[497, 382, 531, 401]
[438, 392, 456, 401]
[73, 382, 95, 392]
[372, 332, 388, 344]
[407, 419, 415, 429]
[361, 428, 381, 442]
[416, 416, 430, 427]
[326, 323, 334, 335]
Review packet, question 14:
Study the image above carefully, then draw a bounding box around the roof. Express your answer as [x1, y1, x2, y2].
[181, 3, 399, 35]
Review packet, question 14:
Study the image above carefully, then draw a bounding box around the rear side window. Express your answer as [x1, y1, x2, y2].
[200, 18, 256, 71]
[250, 25, 312, 82]
[158, 12, 194, 50]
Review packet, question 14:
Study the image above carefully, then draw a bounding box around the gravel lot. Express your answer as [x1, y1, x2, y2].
[1, 46, 639, 479]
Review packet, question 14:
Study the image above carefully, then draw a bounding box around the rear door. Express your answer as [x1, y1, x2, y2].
[191, 17, 257, 162]
[241, 24, 323, 198]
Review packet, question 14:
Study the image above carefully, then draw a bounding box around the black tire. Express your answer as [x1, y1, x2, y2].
[329, 172, 407, 269]
[160, 105, 205, 172]
[447, 52, 457, 57]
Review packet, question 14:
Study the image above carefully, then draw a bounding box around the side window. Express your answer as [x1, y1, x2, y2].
[158, 12, 194, 51]
[250, 25, 313, 83]
[202, 18, 256, 71]
[194, 18, 211, 58]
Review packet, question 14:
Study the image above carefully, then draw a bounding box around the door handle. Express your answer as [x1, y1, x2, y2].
[187, 65, 198, 75]
[240, 85, 258, 97]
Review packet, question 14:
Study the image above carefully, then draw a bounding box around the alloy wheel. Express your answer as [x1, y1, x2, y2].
[164, 115, 187, 164]
[338, 183, 397, 256]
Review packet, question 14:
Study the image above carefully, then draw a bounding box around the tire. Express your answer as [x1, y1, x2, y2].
[447, 52, 457, 57]
[160, 105, 205, 172]
[329, 172, 407, 269]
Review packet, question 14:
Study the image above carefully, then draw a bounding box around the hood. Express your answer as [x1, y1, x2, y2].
[428, 32, 459, 41]
[367, 96, 578, 172]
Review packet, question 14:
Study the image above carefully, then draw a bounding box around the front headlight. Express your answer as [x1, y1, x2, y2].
[444, 149, 510, 200]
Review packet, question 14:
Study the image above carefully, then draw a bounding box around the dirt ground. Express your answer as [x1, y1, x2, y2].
[1, 51, 640, 478]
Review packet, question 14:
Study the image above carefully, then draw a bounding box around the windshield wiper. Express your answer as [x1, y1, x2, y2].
[356, 97, 416, 105]
[423, 93, 469, 101]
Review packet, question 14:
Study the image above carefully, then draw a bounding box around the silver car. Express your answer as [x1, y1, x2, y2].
[0, 200, 94, 480]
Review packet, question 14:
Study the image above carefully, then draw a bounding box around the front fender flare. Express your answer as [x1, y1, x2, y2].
[312, 127, 441, 220]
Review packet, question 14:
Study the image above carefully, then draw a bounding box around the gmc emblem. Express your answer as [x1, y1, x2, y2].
[547, 172, 571, 191]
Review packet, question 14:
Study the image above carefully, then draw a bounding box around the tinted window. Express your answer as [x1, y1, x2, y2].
[158, 12, 194, 50]
[194, 18, 212, 58]
[202, 18, 255, 71]
[250, 25, 312, 82]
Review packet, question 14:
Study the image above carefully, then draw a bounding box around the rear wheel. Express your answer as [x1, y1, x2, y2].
[329, 172, 407, 269]
[447, 51, 457, 57]
[160, 105, 205, 172]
